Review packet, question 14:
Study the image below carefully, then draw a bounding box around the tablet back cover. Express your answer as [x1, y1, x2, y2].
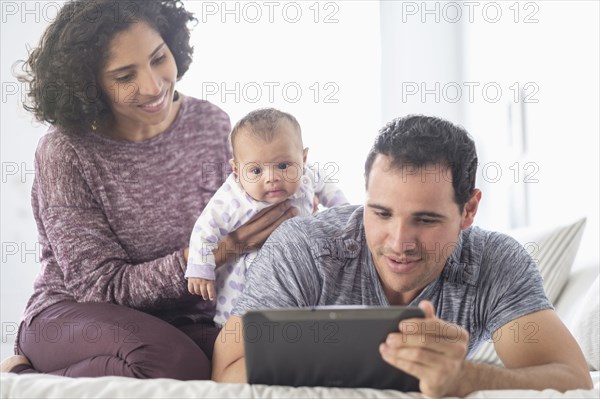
[243, 306, 423, 391]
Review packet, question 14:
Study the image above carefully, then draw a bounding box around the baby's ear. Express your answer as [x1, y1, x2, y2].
[229, 158, 239, 176]
[303, 147, 309, 164]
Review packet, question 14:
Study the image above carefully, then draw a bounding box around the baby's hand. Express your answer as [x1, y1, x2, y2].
[188, 278, 216, 301]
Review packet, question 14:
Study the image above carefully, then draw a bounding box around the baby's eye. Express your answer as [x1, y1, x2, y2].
[250, 166, 262, 175]
[277, 162, 290, 170]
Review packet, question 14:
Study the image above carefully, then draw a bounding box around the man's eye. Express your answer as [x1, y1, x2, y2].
[374, 211, 391, 219]
[418, 218, 436, 224]
[277, 162, 289, 170]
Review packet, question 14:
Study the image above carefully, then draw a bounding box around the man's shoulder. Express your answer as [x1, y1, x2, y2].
[290, 205, 363, 233]
[461, 226, 525, 257]
[456, 226, 533, 279]
[285, 204, 362, 235]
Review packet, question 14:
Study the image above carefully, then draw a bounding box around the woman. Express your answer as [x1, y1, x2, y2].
[0, 0, 296, 379]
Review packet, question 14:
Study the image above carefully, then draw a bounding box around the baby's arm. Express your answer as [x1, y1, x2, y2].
[187, 175, 249, 294]
[308, 163, 350, 208]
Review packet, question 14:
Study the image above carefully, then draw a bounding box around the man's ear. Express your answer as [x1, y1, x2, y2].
[460, 189, 482, 230]
[303, 147, 309, 164]
[229, 158, 238, 176]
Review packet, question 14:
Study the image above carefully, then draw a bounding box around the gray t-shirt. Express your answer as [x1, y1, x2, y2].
[232, 205, 552, 356]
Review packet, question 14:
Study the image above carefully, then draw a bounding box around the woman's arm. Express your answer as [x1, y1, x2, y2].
[34, 141, 190, 310]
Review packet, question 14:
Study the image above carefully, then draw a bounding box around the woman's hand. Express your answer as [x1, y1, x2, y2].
[214, 200, 299, 268]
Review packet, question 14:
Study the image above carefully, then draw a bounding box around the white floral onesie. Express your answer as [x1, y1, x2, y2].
[186, 163, 349, 326]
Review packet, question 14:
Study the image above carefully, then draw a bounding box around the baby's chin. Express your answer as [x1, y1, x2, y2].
[261, 189, 291, 203]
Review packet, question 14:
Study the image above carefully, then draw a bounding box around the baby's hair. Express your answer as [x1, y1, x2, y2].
[230, 108, 302, 150]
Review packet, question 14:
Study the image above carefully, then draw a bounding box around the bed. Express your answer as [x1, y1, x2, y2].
[2, 219, 599, 399]
[1, 371, 599, 398]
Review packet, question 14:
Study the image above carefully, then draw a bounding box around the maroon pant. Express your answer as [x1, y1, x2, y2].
[15, 301, 220, 379]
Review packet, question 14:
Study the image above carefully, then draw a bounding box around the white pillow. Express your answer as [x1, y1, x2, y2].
[471, 218, 587, 366]
[571, 274, 600, 370]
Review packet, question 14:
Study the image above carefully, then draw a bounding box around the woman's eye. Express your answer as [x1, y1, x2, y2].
[115, 74, 134, 83]
[152, 54, 166, 65]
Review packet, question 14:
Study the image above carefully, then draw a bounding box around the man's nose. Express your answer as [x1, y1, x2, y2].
[389, 222, 417, 253]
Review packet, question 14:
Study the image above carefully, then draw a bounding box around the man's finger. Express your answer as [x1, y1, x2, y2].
[379, 344, 427, 378]
[419, 300, 436, 318]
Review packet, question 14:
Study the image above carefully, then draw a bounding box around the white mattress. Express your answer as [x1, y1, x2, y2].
[1, 371, 599, 399]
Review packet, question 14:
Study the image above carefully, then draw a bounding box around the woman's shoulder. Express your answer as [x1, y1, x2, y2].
[179, 95, 231, 133]
[182, 95, 227, 115]
[35, 128, 84, 163]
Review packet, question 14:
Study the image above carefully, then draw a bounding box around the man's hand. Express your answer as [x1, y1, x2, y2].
[379, 300, 468, 398]
[187, 277, 215, 301]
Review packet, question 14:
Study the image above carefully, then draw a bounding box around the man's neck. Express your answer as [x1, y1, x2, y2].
[384, 287, 421, 306]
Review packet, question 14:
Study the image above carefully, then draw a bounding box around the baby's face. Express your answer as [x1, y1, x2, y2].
[232, 122, 307, 204]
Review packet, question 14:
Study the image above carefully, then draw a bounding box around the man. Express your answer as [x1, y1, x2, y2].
[212, 115, 592, 397]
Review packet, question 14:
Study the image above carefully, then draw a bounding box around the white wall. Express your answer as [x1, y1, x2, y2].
[380, 0, 464, 123]
[461, 0, 599, 264]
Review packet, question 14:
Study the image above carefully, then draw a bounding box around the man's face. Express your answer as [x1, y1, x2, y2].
[363, 155, 478, 305]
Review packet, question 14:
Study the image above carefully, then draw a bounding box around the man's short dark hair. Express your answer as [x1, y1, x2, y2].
[364, 115, 478, 210]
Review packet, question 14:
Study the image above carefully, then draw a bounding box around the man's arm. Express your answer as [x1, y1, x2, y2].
[484, 308, 592, 391]
[212, 316, 247, 383]
[380, 301, 593, 398]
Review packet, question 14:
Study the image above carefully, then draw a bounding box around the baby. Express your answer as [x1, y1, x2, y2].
[186, 108, 348, 326]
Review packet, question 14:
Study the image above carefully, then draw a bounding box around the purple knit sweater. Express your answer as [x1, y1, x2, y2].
[23, 96, 232, 325]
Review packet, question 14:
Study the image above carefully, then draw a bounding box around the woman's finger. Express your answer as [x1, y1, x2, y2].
[242, 200, 293, 234]
[244, 206, 298, 250]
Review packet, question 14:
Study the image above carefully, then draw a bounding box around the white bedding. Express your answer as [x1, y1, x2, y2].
[2, 371, 599, 399]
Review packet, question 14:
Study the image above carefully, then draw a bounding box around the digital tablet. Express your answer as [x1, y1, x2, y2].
[242, 306, 424, 391]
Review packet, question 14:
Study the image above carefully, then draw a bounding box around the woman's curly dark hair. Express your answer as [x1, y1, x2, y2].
[17, 0, 197, 134]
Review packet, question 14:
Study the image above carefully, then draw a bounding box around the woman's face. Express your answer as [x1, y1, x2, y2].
[99, 21, 179, 138]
